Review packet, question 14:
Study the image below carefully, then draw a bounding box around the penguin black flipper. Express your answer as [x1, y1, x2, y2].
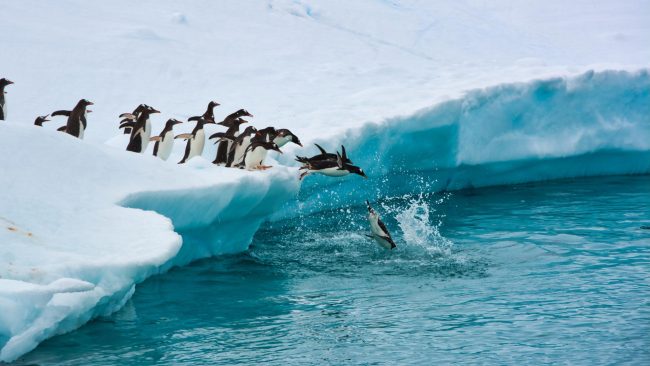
[314, 143, 328, 155]
[179, 140, 192, 164]
[188, 116, 201, 122]
[226, 142, 239, 167]
[51, 110, 71, 117]
[153, 140, 160, 157]
[119, 122, 136, 129]
[214, 141, 229, 164]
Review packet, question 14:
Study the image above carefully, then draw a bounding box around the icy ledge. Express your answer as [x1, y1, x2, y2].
[0, 124, 299, 362]
[284, 69, 650, 216]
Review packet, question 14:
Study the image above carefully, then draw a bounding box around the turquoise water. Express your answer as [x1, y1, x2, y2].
[13, 175, 650, 365]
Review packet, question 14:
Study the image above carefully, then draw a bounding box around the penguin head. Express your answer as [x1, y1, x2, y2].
[277, 129, 303, 147]
[241, 126, 258, 136]
[165, 118, 183, 128]
[34, 114, 50, 126]
[0, 78, 14, 89]
[145, 105, 160, 114]
[208, 101, 220, 109]
[347, 164, 367, 179]
[236, 109, 254, 118]
[78, 99, 94, 108]
[269, 142, 283, 154]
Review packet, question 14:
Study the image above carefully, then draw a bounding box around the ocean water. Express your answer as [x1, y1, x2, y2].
[13, 175, 650, 365]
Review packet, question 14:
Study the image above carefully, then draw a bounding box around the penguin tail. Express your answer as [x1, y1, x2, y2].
[56, 126, 67, 132]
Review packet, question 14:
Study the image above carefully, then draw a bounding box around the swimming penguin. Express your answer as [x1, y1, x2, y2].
[34, 114, 50, 126]
[125, 105, 160, 153]
[177, 118, 217, 164]
[51, 99, 94, 139]
[228, 126, 258, 167]
[213, 109, 253, 165]
[0, 78, 14, 120]
[272, 128, 302, 148]
[119, 104, 149, 134]
[297, 146, 366, 180]
[365, 200, 396, 250]
[242, 141, 282, 170]
[151, 118, 183, 161]
[189, 100, 220, 122]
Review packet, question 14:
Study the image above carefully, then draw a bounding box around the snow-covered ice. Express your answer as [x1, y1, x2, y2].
[1, 0, 649, 361]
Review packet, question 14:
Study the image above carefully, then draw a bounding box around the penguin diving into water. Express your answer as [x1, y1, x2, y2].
[365, 200, 397, 250]
[296, 145, 366, 180]
[242, 140, 282, 170]
[51, 99, 94, 139]
[151, 118, 183, 161]
[124, 105, 160, 153]
[0, 78, 14, 121]
[177, 117, 217, 164]
[213, 109, 253, 165]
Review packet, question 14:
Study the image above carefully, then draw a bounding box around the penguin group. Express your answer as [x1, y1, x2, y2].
[2, 77, 397, 251]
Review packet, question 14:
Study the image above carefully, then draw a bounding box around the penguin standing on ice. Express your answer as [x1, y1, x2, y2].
[296, 145, 366, 180]
[189, 100, 220, 122]
[213, 109, 253, 165]
[151, 118, 183, 161]
[0, 78, 15, 121]
[51, 99, 94, 139]
[242, 140, 283, 170]
[365, 200, 396, 250]
[34, 114, 50, 126]
[228, 126, 258, 167]
[177, 118, 216, 164]
[124, 105, 160, 153]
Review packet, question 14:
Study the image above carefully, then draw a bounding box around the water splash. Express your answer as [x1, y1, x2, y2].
[391, 194, 452, 256]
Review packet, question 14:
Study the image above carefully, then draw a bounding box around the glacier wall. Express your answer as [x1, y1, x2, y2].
[285, 70, 650, 216]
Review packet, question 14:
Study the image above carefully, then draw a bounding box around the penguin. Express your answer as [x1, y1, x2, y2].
[295, 144, 353, 166]
[0, 78, 15, 121]
[119, 104, 149, 134]
[297, 147, 366, 180]
[125, 105, 160, 153]
[242, 140, 282, 170]
[177, 118, 217, 164]
[365, 200, 396, 250]
[213, 109, 253, 165]
[272, 128, 302, 148]
[151, 118, 183, 161]
[34, 114, 50, 126]
[228, 126, 258, 167]
[51, 99, 93, 139]
[189, 100, 220, 122]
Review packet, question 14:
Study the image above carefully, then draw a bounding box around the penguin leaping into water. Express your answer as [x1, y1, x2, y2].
[366, 200, 396, 250]
[125, 105, 160, 153]
[151, 118, 183, 161]
[51, 99, 94, 139]
[0, 78, 14, 121]
[34, 114, 50, 126]
[177, 117, 217, 164]
[296, 144, 352, 165]
[296, 145, 366, 180]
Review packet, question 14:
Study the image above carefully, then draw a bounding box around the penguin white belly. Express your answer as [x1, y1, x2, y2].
[157, 131, 175, 161]
[141, 119, 152, 151]
[315, 167, 349, 177]
[368, 214, 393, 249]
[1, 102, 6, 119]
[245, 146, 268, 170]
[78, 123, 85, 139]
[188, 129, 205, 160]
[233, 136, 251, 165]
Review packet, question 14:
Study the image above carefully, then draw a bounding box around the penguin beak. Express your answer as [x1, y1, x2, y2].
[152, 109, 160, 114]
[87, 101, 94, 105]
[6, 80, 13, 85]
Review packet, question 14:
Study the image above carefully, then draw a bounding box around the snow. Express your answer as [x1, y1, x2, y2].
[1, 0, 649, 362]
